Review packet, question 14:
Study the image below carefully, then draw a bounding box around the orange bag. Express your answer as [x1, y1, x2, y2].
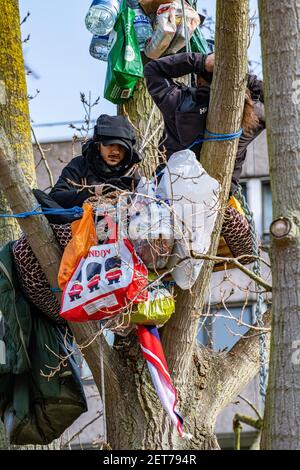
[58, 203, 98, 290]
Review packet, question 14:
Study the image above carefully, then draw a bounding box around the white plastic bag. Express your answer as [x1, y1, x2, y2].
[166, 1, 200, 55]
[158, 149, 220, 289]
[144, 3, 177, 59]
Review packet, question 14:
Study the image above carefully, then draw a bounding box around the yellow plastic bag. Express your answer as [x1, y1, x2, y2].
[228, 195, 244, 215]
[58, 203, 97, 290]
[130, 293, 175, 326]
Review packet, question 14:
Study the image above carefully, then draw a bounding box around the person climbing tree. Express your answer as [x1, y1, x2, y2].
[144, 52, 265, 195]
[49, 114, 142, 208]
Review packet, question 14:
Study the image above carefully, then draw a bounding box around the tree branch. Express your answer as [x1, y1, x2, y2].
[31, 124, 54, 188]
[0, 129, 62, 293]
[209, 309, 271, 412]
[191, 251, 272, 292]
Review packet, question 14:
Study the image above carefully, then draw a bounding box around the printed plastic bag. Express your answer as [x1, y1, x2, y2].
[58, 204, 98, 290]
[60, 218, 148, 322]
[104, 7, 144, 104]
[128, 177, 174, 270]
[158, 150, 220, 290]
[144, 3, 177, 59]
[144, 0, 199, 59]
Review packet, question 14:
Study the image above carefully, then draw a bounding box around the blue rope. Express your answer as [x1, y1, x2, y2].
[0, 206, 83, 219]
[189, 129, 243, 149]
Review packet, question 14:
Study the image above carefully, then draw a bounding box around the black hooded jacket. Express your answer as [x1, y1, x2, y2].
[49, 115, 141, 208]
[144, 53, 265, 194]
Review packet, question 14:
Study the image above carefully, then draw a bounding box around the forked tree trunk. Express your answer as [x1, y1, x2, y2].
[259, 0, 300, 450]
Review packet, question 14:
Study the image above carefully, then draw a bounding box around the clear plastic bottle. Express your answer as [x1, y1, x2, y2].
[85, 0, 120, 37]
[133, 7, 153, 51]
[89, 31, 116, 61]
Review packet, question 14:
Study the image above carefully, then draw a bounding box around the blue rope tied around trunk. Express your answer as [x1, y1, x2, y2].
[189, 129, 243, 148]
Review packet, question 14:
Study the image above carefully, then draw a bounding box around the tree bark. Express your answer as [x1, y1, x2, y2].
[0, 0, 270, 451]
[0, 0, 59, 450]
[259, 0, 300, 450]
[122, 78, 163, 176]
[0, 0, 37, 243]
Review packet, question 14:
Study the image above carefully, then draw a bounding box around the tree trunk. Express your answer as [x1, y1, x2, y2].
[259, 0, 300, 450]
[121, 78, 163, 176]
[0, 0, 270, 451]
[0, 0, 37, 243]
[162, 0, 249, 383]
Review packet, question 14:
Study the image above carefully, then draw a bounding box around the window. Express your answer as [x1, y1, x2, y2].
[197, 305, 254, 352]
[262, 181, 272, 241]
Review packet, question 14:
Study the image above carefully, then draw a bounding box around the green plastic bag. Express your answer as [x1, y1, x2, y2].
[104, 7, 144, 104]
[190, 26, 210, 54]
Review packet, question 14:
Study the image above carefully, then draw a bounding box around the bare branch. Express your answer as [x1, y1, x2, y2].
[31, 124, 54, 188]
[61, 411, 102, 449]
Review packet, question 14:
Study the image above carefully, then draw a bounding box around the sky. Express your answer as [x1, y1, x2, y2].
[19, 0, 261, 143]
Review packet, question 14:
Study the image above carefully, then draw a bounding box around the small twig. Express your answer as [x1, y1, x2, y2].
[31, 124, 54, 187]
[20, 11, 30, 26]
[237, 394, 262, 421]
[61, 411, 102, 449]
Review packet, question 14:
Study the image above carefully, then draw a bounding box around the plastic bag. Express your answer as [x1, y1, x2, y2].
[158, 149, 220, 290]
[139, 0, 170, 15]
[60, 217, 149, 322]
[144, 3, 177, 59]
[58, 204, 97, 290]
[165, 1, 200, 55]
[128, 177, 174, 270]
[130, 277, 175, 325]
[144, 0, 199, 59]
[190, 25, 211, 54]
[104, 7, 144, 104]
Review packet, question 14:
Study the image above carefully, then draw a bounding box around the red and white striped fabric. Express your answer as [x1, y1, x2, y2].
[137, 325, 186, 437]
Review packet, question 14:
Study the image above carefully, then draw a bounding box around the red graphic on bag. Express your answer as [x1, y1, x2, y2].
[60, 216, 148, 322]
[69, 281, 84, 302]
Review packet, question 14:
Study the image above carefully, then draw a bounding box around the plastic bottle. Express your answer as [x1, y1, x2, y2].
[132, 7, 153, 51]
[89, 31, 116, 61]
[85, 0, 120, 36]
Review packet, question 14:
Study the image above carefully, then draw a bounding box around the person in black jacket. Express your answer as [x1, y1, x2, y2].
[49, 114, 142, 208]
[144, 52, 265, 195]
